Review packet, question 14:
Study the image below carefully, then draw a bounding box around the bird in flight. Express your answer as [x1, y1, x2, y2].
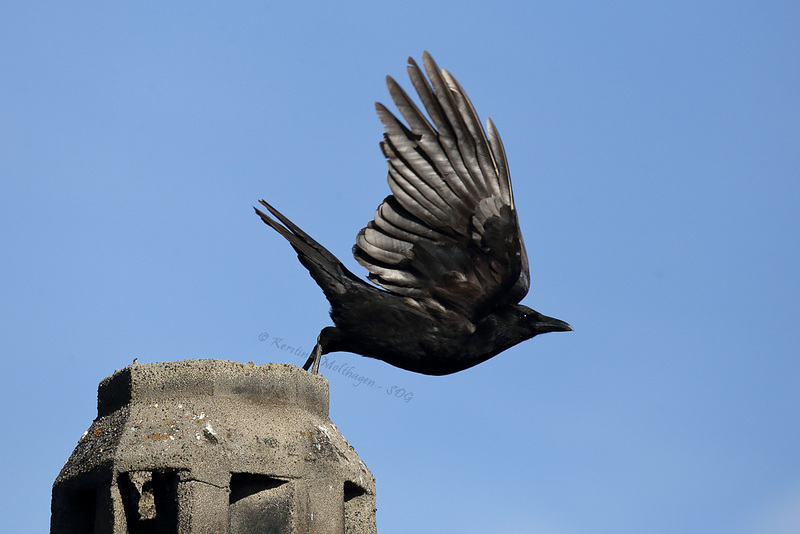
[255, 52, 571, 376]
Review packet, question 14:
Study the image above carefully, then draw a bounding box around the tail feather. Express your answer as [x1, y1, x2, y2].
[254, 200, 356, 297]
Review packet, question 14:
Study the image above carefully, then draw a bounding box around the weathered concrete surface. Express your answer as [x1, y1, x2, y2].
[51, 359, 376, 533]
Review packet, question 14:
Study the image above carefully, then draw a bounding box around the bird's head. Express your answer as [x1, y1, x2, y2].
[492, 304, 573, 343]
[458, 305, 572, 371]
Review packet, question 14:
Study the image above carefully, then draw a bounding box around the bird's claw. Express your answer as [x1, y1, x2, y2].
[303, 343, 323, 374]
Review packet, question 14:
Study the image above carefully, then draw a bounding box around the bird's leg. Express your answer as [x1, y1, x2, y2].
[302, 328, 341, 374]
[310, 346, 322, 374]
[302, 336, 324, 374]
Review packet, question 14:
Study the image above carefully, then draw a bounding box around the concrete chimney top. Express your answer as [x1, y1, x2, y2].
[52, 359, 376, 534]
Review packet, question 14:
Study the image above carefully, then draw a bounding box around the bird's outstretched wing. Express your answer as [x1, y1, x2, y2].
[353, 52, 530, 321]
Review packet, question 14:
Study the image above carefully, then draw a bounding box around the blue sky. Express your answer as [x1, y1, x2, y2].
[2, 2, 798, 532]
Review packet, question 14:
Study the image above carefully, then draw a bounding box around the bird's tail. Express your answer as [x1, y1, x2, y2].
[254, 200, 357, 297]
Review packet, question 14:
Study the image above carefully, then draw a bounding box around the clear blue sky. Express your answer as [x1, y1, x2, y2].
[2, 2, 798, 532]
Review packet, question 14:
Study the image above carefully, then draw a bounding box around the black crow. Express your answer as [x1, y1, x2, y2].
[255, 52, 571, 375]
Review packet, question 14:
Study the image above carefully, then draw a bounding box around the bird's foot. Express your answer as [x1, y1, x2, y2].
[302, 342, 323, 374]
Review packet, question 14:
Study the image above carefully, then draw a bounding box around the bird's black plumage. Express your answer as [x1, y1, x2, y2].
[255, 52, 571, 375]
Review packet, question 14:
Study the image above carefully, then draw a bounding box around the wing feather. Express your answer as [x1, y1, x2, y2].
[354, 52, 531, 320]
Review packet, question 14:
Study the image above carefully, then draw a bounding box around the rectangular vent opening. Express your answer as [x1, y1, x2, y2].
[229, 472, 287, 505]
[118, 470, 179, 533]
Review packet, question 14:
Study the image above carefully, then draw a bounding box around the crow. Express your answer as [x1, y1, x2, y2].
[255, 52, 571, 376]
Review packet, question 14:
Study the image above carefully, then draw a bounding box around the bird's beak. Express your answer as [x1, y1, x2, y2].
[538, 316, 573, 333]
